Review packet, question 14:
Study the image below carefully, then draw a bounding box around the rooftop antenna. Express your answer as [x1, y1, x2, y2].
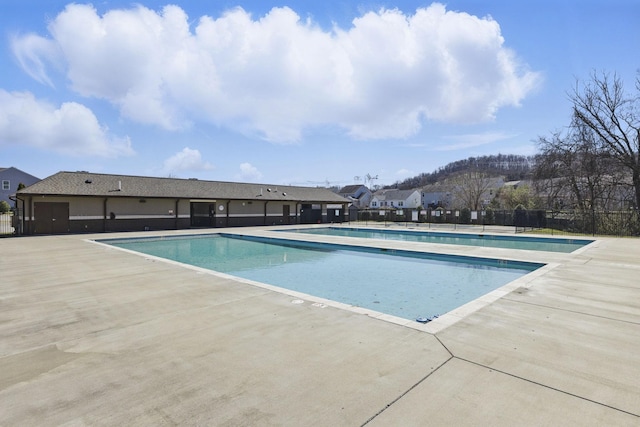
[364, 173, 378, 188]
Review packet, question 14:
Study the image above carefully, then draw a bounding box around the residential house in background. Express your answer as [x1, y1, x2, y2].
[422, 176, 505, 209]
[421, 183, 453, 209]
[337, 184, 373, 209]
[370, 189, 421, 209]
[0, 167, 40, 206]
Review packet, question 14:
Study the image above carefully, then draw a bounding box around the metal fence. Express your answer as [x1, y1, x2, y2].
[2, 208, 638, 237]
[0, 212, 16, 237]
[352, 208, 640, 237]
[543, 210, 640, 237]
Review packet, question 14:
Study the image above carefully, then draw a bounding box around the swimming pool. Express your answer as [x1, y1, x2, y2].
[282, 227, 592, 252]
[102, 234, 543, 323]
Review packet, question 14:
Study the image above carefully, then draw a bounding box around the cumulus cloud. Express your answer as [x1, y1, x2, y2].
[0, 89, 133, 157]
[162, 147, 213, 174]
[12, 3, 541, 142]
[236, 162, 263, 182]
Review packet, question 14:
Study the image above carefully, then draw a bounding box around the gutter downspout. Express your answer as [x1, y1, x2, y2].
[296, 202, 301, 225]
[226, 200, 231, 227]
[175, 199, 180, 230]
[264, 201, 269, 226]
[103, 198, 108, 232]
[20, 196, 25, 235]
[27, 196, 32, 234]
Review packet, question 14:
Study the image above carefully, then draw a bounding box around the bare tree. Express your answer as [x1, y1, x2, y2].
[535, 118, 616, 212]
[451, 171, 494, 210]
[571, 71, 640, 210]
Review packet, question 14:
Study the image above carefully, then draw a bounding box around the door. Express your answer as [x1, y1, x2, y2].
[190, 202, 216, 227]
[34, 202, 70, 234]
[327, 207, 344, 223]
[283, 205, 290, 224]
[300, 204, 322, 224]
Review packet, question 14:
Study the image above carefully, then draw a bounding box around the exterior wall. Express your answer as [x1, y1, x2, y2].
[0, 168, 40, 206]
[421, 191, 451, 208]
[403, 191, 421, 208]
[16, 195, 344, 235]
[339, 186, 373, 209]
[70, 196, 107, 233]
[17, 195, 185, 234]
[370, 191, 421, 209]
[214, 200, 299, 227]
[105, 198, 182, 232]
[370, 196, 382, 208]
[358, 192, 373, 208]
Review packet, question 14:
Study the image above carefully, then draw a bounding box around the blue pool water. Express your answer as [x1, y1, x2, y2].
[282, 227, 592, 253]
[103, 234, 543, 322]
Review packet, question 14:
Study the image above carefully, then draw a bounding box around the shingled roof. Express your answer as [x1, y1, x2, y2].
[17, 171, 348, 203]
[372, 188, 418, 201]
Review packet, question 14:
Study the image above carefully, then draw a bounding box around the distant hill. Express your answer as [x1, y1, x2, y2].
[385, 154, 536, 190]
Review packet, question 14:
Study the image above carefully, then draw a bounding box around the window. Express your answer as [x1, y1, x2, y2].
[1, 180, 9, 190]
[399, 201, 404, 206]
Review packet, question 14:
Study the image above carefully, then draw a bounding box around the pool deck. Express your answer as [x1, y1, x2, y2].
[1, 225, 639, 425]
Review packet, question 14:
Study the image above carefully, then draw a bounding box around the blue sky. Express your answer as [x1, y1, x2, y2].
[1, 0, 638, 188]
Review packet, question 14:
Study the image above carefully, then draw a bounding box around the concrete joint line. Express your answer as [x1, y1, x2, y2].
[456, 356, 640, 418]
[501, 297, 640, 326]
[434, 334, 454, 358]
[360, 355, 455, 426]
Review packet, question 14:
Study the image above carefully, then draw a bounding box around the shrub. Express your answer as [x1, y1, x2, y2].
[484, 207, 495, 224]
[0, 200, 11, 213]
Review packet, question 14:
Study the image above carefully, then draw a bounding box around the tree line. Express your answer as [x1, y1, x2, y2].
[535, 71, 640, 213]
[388, 72, 640, 214]
[387, 153, 536, 190]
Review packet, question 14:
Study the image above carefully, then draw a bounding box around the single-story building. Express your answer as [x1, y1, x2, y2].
[14, 171, 349, 235]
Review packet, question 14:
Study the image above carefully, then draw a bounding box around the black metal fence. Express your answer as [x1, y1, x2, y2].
[543, 210, 640, 237]
[3, 208, 638, 237]
[352, 208, 640, 237]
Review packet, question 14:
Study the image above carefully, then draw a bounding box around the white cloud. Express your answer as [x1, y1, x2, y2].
[12, 3, 541, 142]
[396, 168, 414, 177]
[162, 147, 213, 174]
[236, 162, 263, 182]
[436, 131, 517, 151]
[10, 33, 61, 88]
[0, 89, 133, 157]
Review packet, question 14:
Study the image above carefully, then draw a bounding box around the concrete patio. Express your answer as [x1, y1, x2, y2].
[0, 226, 638, 425]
